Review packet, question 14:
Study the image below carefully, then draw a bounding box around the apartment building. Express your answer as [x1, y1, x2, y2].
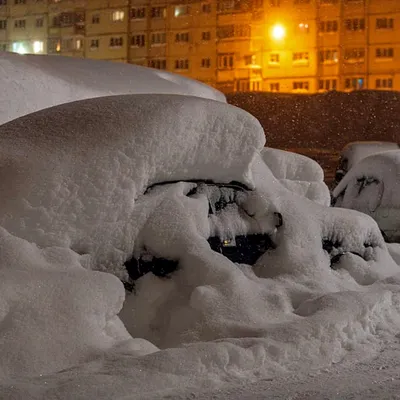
[0, 0, 399, 93]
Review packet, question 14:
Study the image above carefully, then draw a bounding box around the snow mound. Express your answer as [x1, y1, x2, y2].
[261, 148, 330, 205]
[261, 148, 324, 182]
[0, 94, 264, 272]
[1, 67, 400, 398]
[0, 52, 225, 125]
[333, 150, 400, 242]
[0, 227, 158, 380]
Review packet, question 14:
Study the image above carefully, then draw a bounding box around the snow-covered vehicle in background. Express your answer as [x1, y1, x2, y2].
[334, 141, 399, 184]
[332, 150, 400, 243]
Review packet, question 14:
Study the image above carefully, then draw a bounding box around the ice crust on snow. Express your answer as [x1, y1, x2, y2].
[1, 61, 400, 399]
[0, 94, 264, 272]
[0, 52, 225, 125]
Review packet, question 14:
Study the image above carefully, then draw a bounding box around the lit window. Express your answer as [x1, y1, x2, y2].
[112, 11, 124, 22]
[33, 40, 43, 53]
[12, 41, 27, 54]
[174, 5, 189, 17]
[76, 39, 83, 50]
[297, 22, 310, 33]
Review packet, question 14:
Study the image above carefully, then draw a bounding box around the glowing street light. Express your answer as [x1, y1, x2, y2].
[271, 24, 286, 41]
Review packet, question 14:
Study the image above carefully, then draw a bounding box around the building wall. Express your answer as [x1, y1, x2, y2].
[0, 0, 400, 94]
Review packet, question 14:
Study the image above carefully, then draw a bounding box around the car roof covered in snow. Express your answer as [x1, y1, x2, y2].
[0, 52, 226, 125]
[0, 93, 265, 261]
[340, 141, 399, 170]
[333, 149, 400, 200]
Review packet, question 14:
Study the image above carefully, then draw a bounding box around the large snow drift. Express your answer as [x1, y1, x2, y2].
[1, 61, 400, 399]
[0, 52, 225, 125]
[0, 94, 264, 273]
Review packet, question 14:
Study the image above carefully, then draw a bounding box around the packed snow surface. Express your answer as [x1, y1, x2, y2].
[0, 52, 225, 125]
[1, 61, 400, 399]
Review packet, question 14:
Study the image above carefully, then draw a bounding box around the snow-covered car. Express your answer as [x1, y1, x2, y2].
[0, 52, 225, 125]
[334, 141, 399, 184]
[332, 149, 400, 243]
[1, 56, 400, 399]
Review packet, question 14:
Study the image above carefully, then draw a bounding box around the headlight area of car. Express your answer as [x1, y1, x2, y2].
[123, 181, 282, 290]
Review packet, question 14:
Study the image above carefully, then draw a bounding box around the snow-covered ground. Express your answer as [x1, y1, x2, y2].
[1, 55, 400, 399]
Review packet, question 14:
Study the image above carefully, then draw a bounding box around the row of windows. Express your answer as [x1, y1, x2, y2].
[147, 58, 214, 70]
[268, 77, 393, 93]
[116, 32, 213, 47]
[0, 18, 44, 29]
[319, 18, 394, 34]
[1, 16, 397, 33]
[268, 47, 395, 65]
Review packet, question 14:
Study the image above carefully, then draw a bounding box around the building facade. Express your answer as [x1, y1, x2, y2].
[0, 0, 400, 93]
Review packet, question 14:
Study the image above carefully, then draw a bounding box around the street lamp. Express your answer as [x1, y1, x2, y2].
[271, 24, 286, 41]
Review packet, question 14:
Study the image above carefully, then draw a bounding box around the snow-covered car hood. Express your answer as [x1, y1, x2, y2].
[0, 52, 225, 126]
